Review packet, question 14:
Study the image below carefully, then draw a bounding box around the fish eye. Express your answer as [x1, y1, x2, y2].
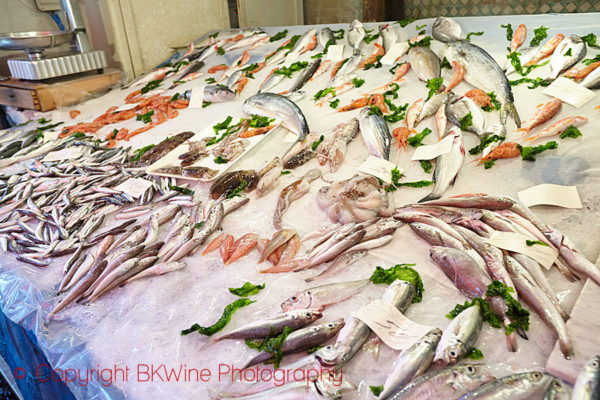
[449, 350, 458, 358]
[306, 312, 313, 317]
[328, 323, 334, 327]
[532, 372, 542, 380]
[592, 361, 599, 368]
[552, 380, 562, 390]
[290, 296, 296, 301]
[467, 366, 475, 373]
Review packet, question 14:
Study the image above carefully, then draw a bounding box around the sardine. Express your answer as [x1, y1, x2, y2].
[572, 354, 600, 400]
[281, 279, 369, 311]
[243, 93, 309, 141]
[359, 108, 392, 160]
[420, 129, 464, 202]
[434, 305, 482, 366]
[459, 371, 553, 399]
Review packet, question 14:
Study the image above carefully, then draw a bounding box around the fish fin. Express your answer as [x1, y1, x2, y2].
[418, 192, 441, 203]
[506, 101, 521, 128]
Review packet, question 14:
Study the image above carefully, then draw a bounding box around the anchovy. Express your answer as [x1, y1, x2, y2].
[434, 304, 482, 366]
[459, 371, 553, 399]
[572, 354, 600, 400]
[281, 279, 369, 311]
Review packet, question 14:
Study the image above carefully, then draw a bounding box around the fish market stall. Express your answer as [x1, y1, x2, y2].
[1, 11, 600, 400]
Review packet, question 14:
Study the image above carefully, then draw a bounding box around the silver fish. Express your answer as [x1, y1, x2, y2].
[289, 28, 317, 56]
[446, 97, 486, 135]
[416, 92, 450, 126]
[286, 58, 321, 94]
[281, 279, 369, 311]
[420, 128, 464, 202]
[212, 308, 323, 341]
[572, 354, 600, 400]
[332, 54, 362, 86]
[549, 34, 586, 79]
[348, 19, 365, 55]
[306, 249, 367, 282]
[544, 378, 571, 400]
[391, 364, 493, 400]
[359, 108, 392, 160]
[380, 23, 398, 52]
[434, 305, 482, 366]
[445, 39, 520, 127]
[408, 46, 441, 82]
[505, 46, 539, 75]
[309, 229, 366, 266]
[432, 17, 463, 43]
[202, 84, 236, 103]
[125, 261, 187, 284]
[243, 93, 309, 141]
[581, 65, 600, 89]
[318, 27, 335, 48]
[86, 257, 158, 303]
[244, 319, 345, 368]
[459, 371, 553, 399]
[379, 328, 442, 400]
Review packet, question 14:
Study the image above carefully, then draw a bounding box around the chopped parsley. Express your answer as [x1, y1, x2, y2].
[130, 144, 155, 161]
[407, 127, 432, 147]
[468, 134, 505, 155]
[518, 141, 558, 161]
[526, 240, 548, 247]
[396, 18, 416, 27]
[391, 167, 403, 185]
[280, 170, 291, 175]
[370, 386, 384, 396]
[205, 77, 216, 84]
[370, 264, 423, 303]
[466, 347, 484, 360]
[448, 298, 503, 329]
[459, 112, 473, 131]
[416, 24, 427, 31]
[420, 160, 432, 173]
[136, 110, 154, 124]
[229, 282, 265, 297]
[509, 76, 551, 88]
[245, 326, 292, 368]
[501, 24, 513, 41]
[273, 61, 308, 78]
[396, 180, 433, 187]
[441, 57, 452, 69]
[217, 46, 225, 56]
[329, 99, 340, 109]
[270, 29, 288, 42]
[466, 31, 484, 40]
[582, 33, 600, 49]
[168, 184, 194, 196]
[140, 79, 162, 94]
[559, 125, 582, 139]
[314, 87, 336, 101]
[332, 28, 345, 39]
[181, 298, 255, 336]
[214, 155, 228, 164]
[482, 92, 502, 112]
[425, 77, 444, 100]
[226, 180, 247, 198]
[582, 54, 600, 66]
[248, 114, 274, 128]
[311, 135, 325, 151]
[529, 26, 549, 47]
[352, 77, 365, 87]
[364, 55, 383, 70]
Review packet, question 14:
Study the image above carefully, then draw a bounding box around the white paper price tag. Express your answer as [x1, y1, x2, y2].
[518, 184, 582, 209]
[485, 231, 558, 269]
[42, 147, 84, 162]
[188, 85, 206, 108]
[542, 77, 596, 108]
[380, 42, 409, 65]
[411, 133, 455, 161]
[326, 45, 345, 61]
[355, 299, 435, 350]
[114, 178, 154, 199]
[357, 156, 401, 184]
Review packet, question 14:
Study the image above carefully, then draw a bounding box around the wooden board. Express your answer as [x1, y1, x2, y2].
[546, 278, 600, 384]
[0, 69, 122, 111]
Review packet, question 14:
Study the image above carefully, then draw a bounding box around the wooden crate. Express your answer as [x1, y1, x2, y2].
[0, 69, 122, 112]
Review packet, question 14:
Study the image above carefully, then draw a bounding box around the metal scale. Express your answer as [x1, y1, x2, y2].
[0, 0, 106, 80]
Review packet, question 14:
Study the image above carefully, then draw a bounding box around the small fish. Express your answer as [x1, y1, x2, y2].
[581, 64, 600, 89]
[256, 159, 283, 197]
[511, 24, 527, 53]
[514, 97, 562, 137]
[281, 279, 369, 311]
[406, 98, 424, 130]
[525, 33, 564, 66]
[446, 97, 486, 135]
[420, 129, 464, 202]
[432, 16, 462, 43]
[544, 378, 571, 400]
[318, 27, 335, 48]
[359, 108, 392, 160]
[408, 46, 441, 82]
[548, 35, 586, 79]
[525, 116, 587, 142]
[243, 93, 309, 141]
[434, 305, 482, 366]
[460, 371, 553, 399]
[284, 58, 321, 94]
[203, 84, 236, 103]
[417, 92, 450, 127]
[572, 354, 600, 400]
[380, 23, 398, 52]
[348, 19, 366, 54]
[505, 46, 539, 75]
[226, 233, 258, 264]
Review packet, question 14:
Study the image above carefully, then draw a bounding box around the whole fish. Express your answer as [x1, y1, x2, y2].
[416, 92, 449, 126]
[284, 58, 321, 94]
[544, 227, 600, 286]
[289, 28, 317, 56]
[243, 93, 309, 141]
[445, 40, 520, 127]
[258, 67, 285, 92]
[432, 17, 463, 43]
[459, 371, 553, 400]
[359, 108, 392, 160]
[420, 194, 514, 210]
[525, 34, 564, 66]
[212, 308, 322, 341]
[434, 305, 482, 366]
[548, 35, 586, 79]
[446, 97, 486, 135]
[259, 229, 296, 262]
[572, 354, 600, 400]
[282, 132, 319, 169]
[244, 319, 345, 368]
[420, 129, 464, 202]
[86, 257, 158, 302]
[318, 27, 335, 48]
[380, 23, 398, 52]
[281, 279, 369, 311]
[408, 47, 441, 82]
[511, 24, 527, 53]
[504, 256, 572, 357]
[203, 84, 236, 103]
[168, 61, 204, 88]
[307, 229, 366, 267]
[515, 97, 562, 136]
[391, 364, 493, 400]
[379, 328, 442, 400]
[273, 169, 321, 229]
[406, 98, 424, 130]
[348, 19, 366, 54]
[126, 261, 186, 284]
[581, 65, 600, 89]
[209, 170, 259, 199]
[305, 249, 367, 282]
[526, 115, 587, 142]
[332, 54, 362, 86]
[544, 378, 571, 400]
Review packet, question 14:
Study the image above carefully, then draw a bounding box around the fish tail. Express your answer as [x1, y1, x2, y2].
[418, 192, 440, 203]
[506, 101, 521, 128]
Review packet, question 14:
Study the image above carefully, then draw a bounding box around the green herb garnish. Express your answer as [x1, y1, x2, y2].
[529, 26, 549, 47]
[130, 144, 154, 161]
[352, 77, 365, 87]
[526, 239, 548, 247]
[208, 116, 243, 145]
[170, 93, 180, 102]
[420, 160, 432, 173]
[329, 99, 340, 109]
[407, 127, 432, 147]
[364, 55, 383, 70]
[509, 76, 551, 88]
[582, 33, 600, 49]
[214, 155, 229, 164]
[425, 77, 444, 100]
[397, 180, 434, 188]
[181, 298, 255, 336]
[16, 120, 32, 127]
[202, 102, 212, 108]
[448, 298, 503, 329]
[205, 77, 216, 84]
[486, 281, 530, 334]
[389, 61, 407, 74]
[408, 36, 432, 48]
[370, 264, 423, 302]
[140, 79, 162, 94]
[564, 48, 572, 57]
[208, 32, 218, 39]
[441, 57, 452, 69]
[314, 87, 336, 101]
[245, 326, 292, 368]
[501, 23, 513, 41]
[266, 34, 300, 62]
[229, 282, 265, 297]
[370, 385, 384, 396]
[459, 112, 473, 131]
[332, 29, 345, 39]
[466, 31, 484, 40]
[311, 135, 325, 151]
[270, 29, 288, 42]
[416, 24, 427, 31]
[466, 347, 484, 360]
[582, 54, 600, 66]
[484, 159, 495, 169]
[559, 125, 582, 139]
[396, 18, 415, 27]
[37, 117, 51, 124]
[36, 122, 63, 134]
[194, 221, 204, 229]
[469, 134, 505, 155]
[482, 92, 502, 112]
[226, 180, 247, 198]
[248, 114, 274, 128]
[391, 167, 403, 185]
[518, 141, 558, 161]
[217, 46, 225, 56]
[365, 32, 380, 44]
[136, 110, 154, 124]
[280, 170, 291, 175]
[168, 184, 194, 195]
[273, 61, 309, 78]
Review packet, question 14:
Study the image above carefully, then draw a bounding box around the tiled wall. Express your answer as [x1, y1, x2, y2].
[402, 0, 600, 19]
[303, 0, 363, 24]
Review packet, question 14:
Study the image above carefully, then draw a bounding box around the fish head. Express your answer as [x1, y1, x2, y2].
[325, 318, 346, 333]
[313, 370, 356, 398]
[432, 17, 462, 43]
[281, 290, 313, 311]
[453, 364, 495, 391]
[582, 355, 600, 381]
[298, 308, 324, 324]
[314, 344, 346, 367]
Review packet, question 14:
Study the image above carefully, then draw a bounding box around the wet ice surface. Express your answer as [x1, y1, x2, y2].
[1, 13, 599, 400]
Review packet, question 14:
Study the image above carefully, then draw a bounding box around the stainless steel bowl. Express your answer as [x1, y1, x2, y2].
[0, 31, 74, 58]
